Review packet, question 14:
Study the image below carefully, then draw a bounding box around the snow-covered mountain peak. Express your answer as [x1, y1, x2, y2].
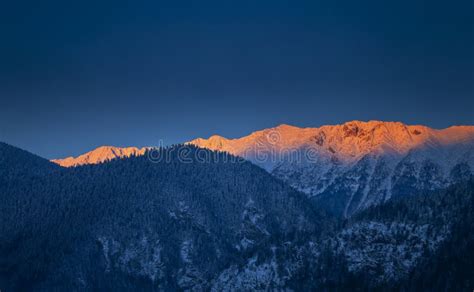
[187, 121, 474, 216]
[189, 121, 462, 166]
[52, 121, 474, 171]
[189, 121, 474, 165]
[52, 146, 147, 167]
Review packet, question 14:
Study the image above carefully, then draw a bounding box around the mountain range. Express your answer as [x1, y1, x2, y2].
[1, 141, 473, 291]
[53, 120, 474, 217]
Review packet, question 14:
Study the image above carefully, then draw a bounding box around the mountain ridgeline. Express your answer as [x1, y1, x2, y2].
[1, 141, 474, 291]
[190, 121, 474, 217]
[53, 121, 474, 217]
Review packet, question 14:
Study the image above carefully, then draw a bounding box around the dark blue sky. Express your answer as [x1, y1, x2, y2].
[1, 0, 473, 158]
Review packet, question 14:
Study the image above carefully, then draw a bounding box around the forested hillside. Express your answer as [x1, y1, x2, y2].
[0, 143, 331, 290]
[320, 180, 474, 290]
[0, 142, 473, 291]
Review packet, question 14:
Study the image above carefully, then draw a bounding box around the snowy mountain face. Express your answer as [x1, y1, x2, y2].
[189, 121, 474, 216]
[52, 146, 147, 167]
